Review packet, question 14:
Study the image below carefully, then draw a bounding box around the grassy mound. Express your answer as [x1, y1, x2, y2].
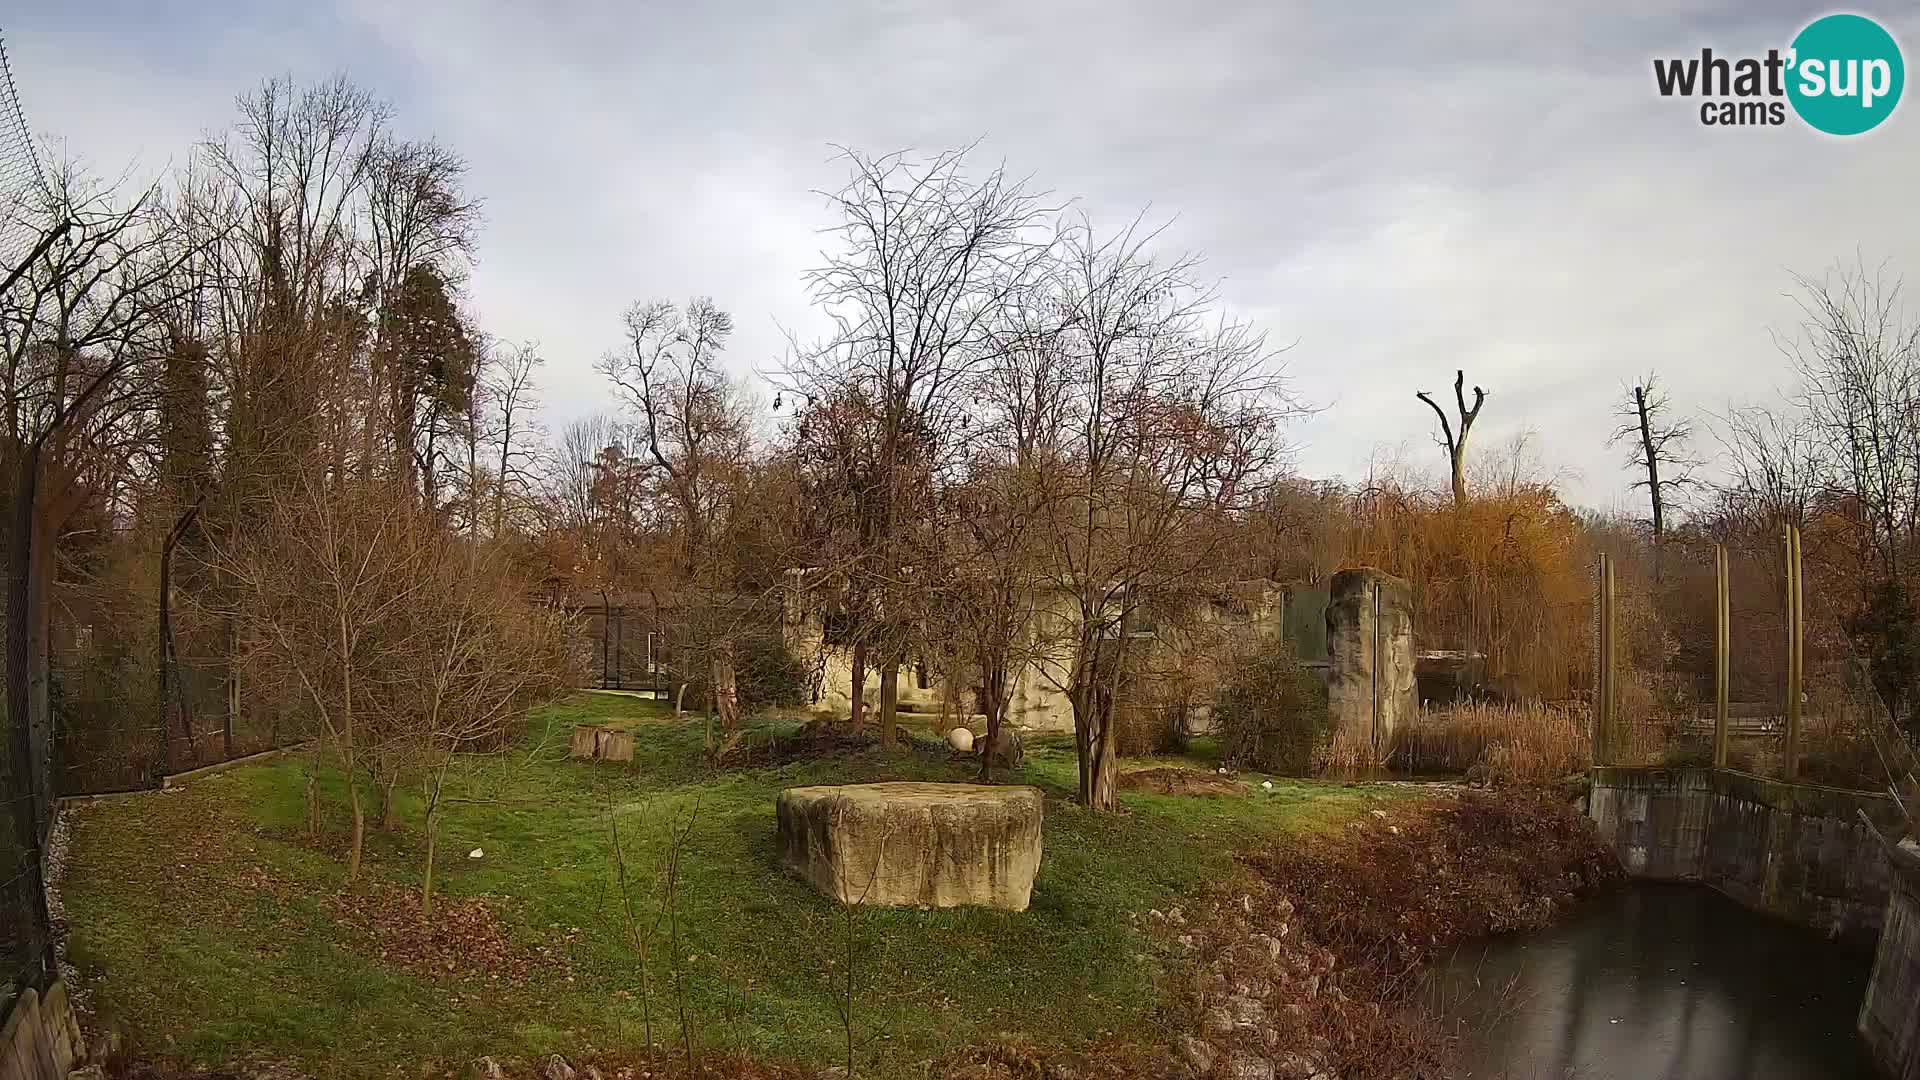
[61, 692, 1382, 1078]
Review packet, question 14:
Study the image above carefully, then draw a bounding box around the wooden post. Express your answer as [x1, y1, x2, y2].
[1713, 544, 1730, 769]
[1784, 525, 1804, 780]
[1595, 553, 1616, 766]
[225, 620, 239, 761]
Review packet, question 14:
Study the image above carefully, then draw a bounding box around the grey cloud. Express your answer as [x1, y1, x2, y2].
[8, 0, 1917, 508]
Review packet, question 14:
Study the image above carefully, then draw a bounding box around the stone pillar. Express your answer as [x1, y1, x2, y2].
[1324, 567, 1415, 766]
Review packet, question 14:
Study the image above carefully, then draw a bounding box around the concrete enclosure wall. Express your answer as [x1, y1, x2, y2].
[1859, 842, 1920, 1079]
[1589, 766, 1906, 937]
[1324, 568, 1415, 763]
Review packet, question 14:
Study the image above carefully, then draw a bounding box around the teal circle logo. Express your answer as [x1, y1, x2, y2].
[1787, 14, 1904, 135]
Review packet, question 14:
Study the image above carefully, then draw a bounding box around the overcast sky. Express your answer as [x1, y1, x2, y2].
[6, 1, 1917, 512]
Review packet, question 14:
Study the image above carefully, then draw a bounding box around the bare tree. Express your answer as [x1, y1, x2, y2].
[403, 547, 578, 914]
[219, 471, 432, 882]
[598, 297, 756, 730]
[1785, 261, 1920, 580]
[1416, 369, 1486, 506]
[1018, 216, 1299, 809]
[1715, 401, 1819, 531]
[1776, 260, 1920, 739]
[1, 162, 200, 799]
[1609, 374, 1698, 542]
[486, 340, 544, 537]
[783, 146, 1055, 746]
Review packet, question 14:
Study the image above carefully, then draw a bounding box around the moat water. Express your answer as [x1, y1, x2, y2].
[1429, 883, 1878, 1079]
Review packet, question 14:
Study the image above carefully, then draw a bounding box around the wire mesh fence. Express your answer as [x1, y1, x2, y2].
[1594, 529, 1914, 792]
[0, 26, 59, 1020]
[0, 32, 49, 271]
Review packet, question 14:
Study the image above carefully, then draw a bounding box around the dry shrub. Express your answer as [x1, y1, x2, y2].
[1341, 476, 1593, 700]
[1246, 790, 1621, 983]
[1801, 693, 1918, 791]
[1216, 648, 1328, 774]
[1112, 657, 1200, 757]
[1112, 701, 1190, 757]
[1391, 703, 1589, 782]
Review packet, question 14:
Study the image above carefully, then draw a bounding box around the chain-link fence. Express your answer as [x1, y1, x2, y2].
[0, 26, 59, 1021]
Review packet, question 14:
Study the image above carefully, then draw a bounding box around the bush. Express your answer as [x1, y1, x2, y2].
[1799, 696, 1915, 790]
[1112, 664, 1198, 757]
[1216, 649, 1328, 774]
[1112, 702, 1190, 757]
[683, 633, 808, 714]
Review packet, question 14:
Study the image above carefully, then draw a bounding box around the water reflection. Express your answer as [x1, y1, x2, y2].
[1428, 883, 1877, 1079]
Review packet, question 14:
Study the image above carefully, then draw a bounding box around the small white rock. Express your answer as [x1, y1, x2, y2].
[468, 848, 485, 859]
[1261, 780, 1274, 790]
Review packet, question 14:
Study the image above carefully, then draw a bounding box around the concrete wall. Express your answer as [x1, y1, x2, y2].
[1589, 766, 1906, 937]
[0, 979, 85, 1080]
[1324, 568, 1416, 763]
[1860, 842, 1920, 1079]
[782, 574, 1299, 736]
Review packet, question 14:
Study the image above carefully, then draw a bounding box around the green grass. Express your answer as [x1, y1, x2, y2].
[62, 692, 1384, 1077]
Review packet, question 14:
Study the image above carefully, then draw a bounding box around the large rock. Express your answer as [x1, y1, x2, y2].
[1325, 567, 1416, 764]
[776, 782, 1043, 911]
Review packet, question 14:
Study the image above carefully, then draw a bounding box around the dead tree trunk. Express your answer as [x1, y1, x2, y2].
[1633, 385, 1666, 540]
[1416, 369, 1487, 507]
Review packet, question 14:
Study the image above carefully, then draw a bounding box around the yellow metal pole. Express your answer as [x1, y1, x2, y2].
[1784, 525, 1803, 780]
[1596, 554, 1615, 766]
[1714, 543, 1730, 769]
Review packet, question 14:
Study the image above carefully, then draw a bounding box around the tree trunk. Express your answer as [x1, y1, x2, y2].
[380, 771, 400, 830]
[158, 533, 175, 770]
[1635, 386, 1665, 541]
[711, 639, 741, 731]
[979, 658, 1008, 782]
[25, 509, 57, 797]
[1449, 449, 1468, 508]
[224, 619, 237, 760]
[421, 810, 439, 917]
[305, 768, 319, 837]
[347, 776, 366, 883]
[1071, 668, 1119, 810]
[878, 661, 899, 749]
[848, 641, 867, 730]
[6, 454, 42, 834]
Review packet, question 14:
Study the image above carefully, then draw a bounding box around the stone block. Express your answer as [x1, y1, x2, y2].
[569, 725, 601, 759]
[598, 731, 634, 762]
[776, 782, 1043, 911]
[1324, 567, 1416, 762]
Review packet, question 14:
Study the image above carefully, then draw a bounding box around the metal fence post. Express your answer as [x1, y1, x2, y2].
[1595, 553, 1615, 766]
[1714, 543, 1730, 769]
[1784, 524, 1803, 780]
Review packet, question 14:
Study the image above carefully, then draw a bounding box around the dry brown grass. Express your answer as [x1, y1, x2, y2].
[1389, 702, 1590, 783]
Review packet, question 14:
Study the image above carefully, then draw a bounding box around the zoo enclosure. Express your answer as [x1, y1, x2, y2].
[1592, 526, 1905, 788]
